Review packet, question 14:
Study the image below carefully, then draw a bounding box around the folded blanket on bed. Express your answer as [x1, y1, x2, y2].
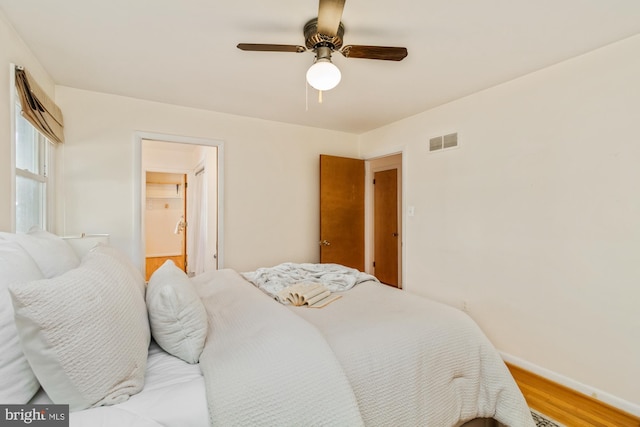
[242, 262, 377, 299]
[191, 269, 364, 427]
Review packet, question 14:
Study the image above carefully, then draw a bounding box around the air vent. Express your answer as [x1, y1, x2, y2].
[443, 133, 458, 149]
[429, 136, 443, 152]
[429, 132, 458, 152]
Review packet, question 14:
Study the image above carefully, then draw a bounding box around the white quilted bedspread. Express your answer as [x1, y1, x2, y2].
[290, 280, 536, 427]
[192, 269, 364, 427]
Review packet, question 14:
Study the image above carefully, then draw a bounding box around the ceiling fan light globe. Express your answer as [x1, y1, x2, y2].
[306, 59, 341, 91]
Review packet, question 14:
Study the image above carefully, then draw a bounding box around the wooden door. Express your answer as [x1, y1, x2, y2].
[374, 169, 399, 287]
[319, 155, 365, 271]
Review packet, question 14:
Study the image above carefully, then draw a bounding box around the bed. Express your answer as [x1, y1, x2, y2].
[0, 229, 535, 427]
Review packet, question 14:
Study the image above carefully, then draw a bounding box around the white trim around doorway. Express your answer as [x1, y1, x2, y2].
[133, 131, 225, 274]
[364, 146, 407, 289]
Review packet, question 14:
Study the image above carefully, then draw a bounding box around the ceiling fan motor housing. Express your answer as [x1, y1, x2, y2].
[304, 18, 344, 51]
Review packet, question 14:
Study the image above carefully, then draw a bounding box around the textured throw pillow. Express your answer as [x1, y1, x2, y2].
[147, 260, 208, 364]
[9, 249, 150, 411]
[89, 243, 146, 296]
[0, 240, 43, 404]
[0, 228, 80, 278]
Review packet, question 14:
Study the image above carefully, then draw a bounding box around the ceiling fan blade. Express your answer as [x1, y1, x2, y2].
[317, 0, 346, 37]
[237, 43, 306, 53]
[340, 45, 408, 61]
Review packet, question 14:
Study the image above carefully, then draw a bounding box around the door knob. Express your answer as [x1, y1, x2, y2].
[392, 232, 399, 237]
[319, 240, 331, 246]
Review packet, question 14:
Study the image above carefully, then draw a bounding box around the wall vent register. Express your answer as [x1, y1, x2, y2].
[429, 132, 458, 152]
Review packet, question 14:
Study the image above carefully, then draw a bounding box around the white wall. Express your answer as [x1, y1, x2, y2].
[359, 35, 640, 409]
[0, 11, 56, 231]
[55, 86, 359, 272]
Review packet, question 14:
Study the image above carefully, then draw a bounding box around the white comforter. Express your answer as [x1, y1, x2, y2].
[198, 266, 534, 426]
[289, 279, 536, 427]
[191, 269, 364, 427]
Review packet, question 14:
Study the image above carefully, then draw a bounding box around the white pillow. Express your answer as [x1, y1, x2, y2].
[147, 260, 208, 364]
[9, 249, 150, 411]
[0, 228, 80, 278]
[89, 243, 145, 296]
[0, 240, 43, 404]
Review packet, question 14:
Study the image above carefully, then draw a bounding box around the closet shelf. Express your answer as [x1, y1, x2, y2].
[146, 183, 183, 199]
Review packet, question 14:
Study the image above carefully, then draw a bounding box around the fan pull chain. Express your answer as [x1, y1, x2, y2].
[305, 81, 326, 110]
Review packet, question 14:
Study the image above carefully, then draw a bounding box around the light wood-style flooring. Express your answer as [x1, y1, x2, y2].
[506, 363, 640, 427]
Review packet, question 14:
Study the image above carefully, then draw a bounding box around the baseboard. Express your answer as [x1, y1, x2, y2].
[501, 353, 640, 426]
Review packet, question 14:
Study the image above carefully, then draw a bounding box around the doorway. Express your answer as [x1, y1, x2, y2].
[136, 133, 224, 279]
[317, 152, 403, 287]
[144, 171, 187, 280]
[367, 153, 402, 288]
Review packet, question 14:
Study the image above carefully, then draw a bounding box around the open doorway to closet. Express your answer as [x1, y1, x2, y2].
[145, 171, 187, 280]
[139, 136, 222, 280]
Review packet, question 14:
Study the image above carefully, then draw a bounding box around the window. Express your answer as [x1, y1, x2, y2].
[12, 65, 63, 233]
[14, 99, 55, 232]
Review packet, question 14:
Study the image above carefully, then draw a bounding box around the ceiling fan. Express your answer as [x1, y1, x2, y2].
[237, 0, 408, 91]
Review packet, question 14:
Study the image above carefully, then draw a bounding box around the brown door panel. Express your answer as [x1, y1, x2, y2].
[374, 169, 399, 287]
[319, 155, 365, 271]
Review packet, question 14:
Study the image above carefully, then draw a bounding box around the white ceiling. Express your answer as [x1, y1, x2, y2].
[1, 0, 639, 134]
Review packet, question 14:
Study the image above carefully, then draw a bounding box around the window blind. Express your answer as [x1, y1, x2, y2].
[15, 66, 64, 144]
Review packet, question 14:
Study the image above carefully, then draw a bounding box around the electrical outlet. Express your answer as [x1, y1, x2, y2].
[462, 300, 469, 313]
